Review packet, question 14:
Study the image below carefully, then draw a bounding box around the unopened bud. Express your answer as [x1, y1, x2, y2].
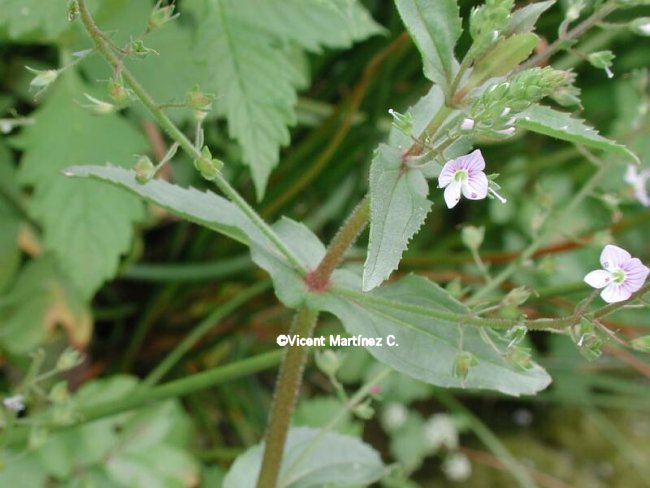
[503, 287, 531, 307]
[388, 109, 413, 136]
[315, 349, 340, 377]
[506, 345, 533, 370]
[127, 39, 158, 58]
[461, 225, 484, 252]
[186, 85, 214, 112]
[588, 51, 615, 78]
[82, 94, 116, 115]
[573, 317, 602, 361]
[353, 399, 375, 419]
[193, 146, 224, 180]
[26, 67, 58, 96]
[630, 18, 650, 36]
[56, 347, 83, 372]
[134, 155, 156, 184]
[107, 76, 130, 106]
[148, 1, 178, 32]
[452, 351, 478, 380]
[67, 0, 79, 21]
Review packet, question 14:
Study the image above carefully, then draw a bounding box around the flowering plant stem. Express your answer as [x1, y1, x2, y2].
[76, 0, 306, 276]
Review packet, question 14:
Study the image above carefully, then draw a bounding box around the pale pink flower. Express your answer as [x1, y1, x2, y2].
[624, 165, 650, 207]
[438, 150, 489, 209]
[584, 244, 649, 303]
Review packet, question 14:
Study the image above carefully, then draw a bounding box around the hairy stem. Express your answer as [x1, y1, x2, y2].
[256, 306, 319, 487]
[76, 0, 305, 275]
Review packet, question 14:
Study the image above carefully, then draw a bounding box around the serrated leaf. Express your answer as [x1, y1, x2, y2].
[395, 0, 462, 92]
[506, 0, 556, 35]
[64, 165, 320, 308]
[363, 144, 431, 292]
[0, 255, 92, 355]
[15, 75, 147, 297]
[224, 427, 386, 488]
[467, 33, 539, 89]
[517, 104, 639, 163]
[311, 273, 552, 396]
[188, 0, 381, 198]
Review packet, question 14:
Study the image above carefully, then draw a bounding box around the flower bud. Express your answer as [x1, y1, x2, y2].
[461, 225, 485, 252]
[193, 146, 224, 180]
[630, 18, 650, 36]
[108, 76, 130, 106]
[452, 351, 478, 380]
[505, 345, 533, 370]
[82, 94, 116, 115]
[588, 51, 615, 78]
[505, 322, 528, 347]
[630, 335, 650, 353]
[126, 39, 158, 58]
[186, 85, 215, 112]
[56, 347, 83, 371]
[148, 1, 178, 32]
[67, 0, 79, 21]
[388, 109, 413, 136]
[573, 317, 602, 361]
[315, 349, 340, 377]
[134, 155, 156, 184]
[26, 66, 58, 96]
[353, 399, 375, 419]
[503, 287, 531, 308]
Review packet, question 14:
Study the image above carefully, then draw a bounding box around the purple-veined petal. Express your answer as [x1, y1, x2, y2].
[601, 283, 632, 303]
[623, 258, 649, 290]
[461, 172, 488, 200]
[444, 180, 462, 208]
[460, 149, 485, 172]
[600, 245, 631, 271]
[584, 270, 611, 289]
[438, 160, 460, 188]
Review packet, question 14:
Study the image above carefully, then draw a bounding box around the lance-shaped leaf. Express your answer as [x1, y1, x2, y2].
[506, 0, 556, 35]
[311, 273, 552, 396]
[517, 104, 640, 163]
[363, 144, 431, 292]
[395, 0, 462, 92]
[224, 427, 386, 488]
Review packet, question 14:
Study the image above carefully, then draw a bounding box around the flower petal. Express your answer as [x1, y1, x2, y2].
[461, 172, 488, 200]
[600, 245, 631, 271]
[460, 149, 485, 172]
[584, 270, 611, 289]
[444, 180, 462, 209]
[438, 160, 459, 188]
[601, 283, 631, 303]
[623, 258, 649, 290]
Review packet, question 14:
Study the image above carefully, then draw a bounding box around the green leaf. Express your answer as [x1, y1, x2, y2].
[0, 255, 92, 355]
[311, 273, 552, 396]
[395, 0, 462, 92]
[0, 0, 70, 41]
[467, 33, 539, 89]
[294, 396, 361, 436]
[363, 144, 431, 292]
[0, 376, 199, 486]
[506, 0, 556, 35]
[187, 0, 381, 198]
[517, 104, 640, 163]
[64, 166, 320, 308]
[224, 427, 386, 487]
[15, 75, 147, 297]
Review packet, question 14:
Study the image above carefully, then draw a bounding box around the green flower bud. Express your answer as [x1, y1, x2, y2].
[148, 1, 178, 32]
[388, 109, 413, 136]
[572, 317, 603, 361]
[630, 335, 650, 353]
[503, 287, 531, 308]
[315, 349, 341, 377]
[505, 323, 527, 347]
[452, 351, 479, 380]
[127, 39, 158, 58]
[56, 347, 84, 371]
[107, 76, 130, 106]
[67, 0, 79, 21]
[82, 94, 116, 115]
[26, 66, 59, 96]
[630, 18, 650, 36]
[353, 399, 375, 419]
[134, 155, 156, 184]
[193, 146, 224, 180]
[588, 51, 615, 78]
[186, 85, 215, 112]
[506, 345, 533, 370]
[461, 225, 485, 252]
[469, 0, 515, 56]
